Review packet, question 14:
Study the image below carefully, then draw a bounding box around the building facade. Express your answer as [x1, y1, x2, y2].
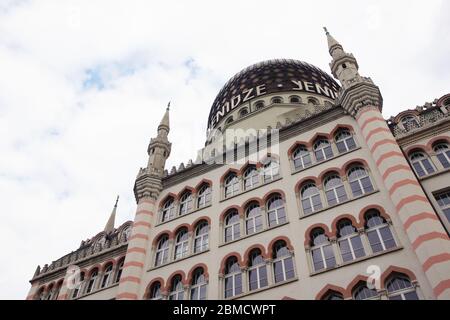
[27, 30, 450, 300]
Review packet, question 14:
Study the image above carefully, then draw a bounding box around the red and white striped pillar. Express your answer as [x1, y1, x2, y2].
[356, 105, 450, 299]
[116, 196, 155, 300]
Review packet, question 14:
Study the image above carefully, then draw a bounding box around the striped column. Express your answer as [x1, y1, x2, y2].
[357, 105, 450, 299]
[116, 196, 155, 300]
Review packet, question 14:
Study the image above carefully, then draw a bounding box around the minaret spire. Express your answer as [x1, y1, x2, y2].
[104, 195, 119, 233]
[158, 101, 170, 134]
[323, 27, 343, 57]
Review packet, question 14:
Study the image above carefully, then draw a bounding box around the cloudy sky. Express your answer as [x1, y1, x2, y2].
[0, 0, 449, 299]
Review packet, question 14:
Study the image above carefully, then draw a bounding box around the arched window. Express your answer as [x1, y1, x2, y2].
[310, 228, 336, 272]
[324, 174, 348, 206]
[35, 287, 45, 300]
[272, 97, 283, 104]
[72, 272, 85, 299]
[225, 116, 234, 125]
[53, 281, 62, 300]
[322, 291, 344, 300]
[243, 165, 259, 190]
[224, 257, 242, 298]
[335, 129, 356, 153]
[174, 229, 189, 260]
[248, 249, 268, 291]
[267, 194, 286, 227]
[308, 97, 319, 106]
[434, 143, 450, 169]
[155, 235, 169, 266]
[85, 269, 98, 294]
[100, 263, 113, 288]
[224, 210, 240, 243]
[161, 198, 175, 222]
[115, 258, 124, 283]
[46, 284, 54, 300]
[301, 183, 323, 215]
[435, 192, 450, 223]
[290, 96, 301, 104]
[401, 116, 419, 131]
[386, 274, 419, 300]
[337, 219, 365, 263]
[224, 173, 240, 198]
[348, 166, 374, 197]
[353, 282, 378, 300]
[194, 221, 209, 253]
[245, 202, 263, 235]
[313, 139, 334, 162]
[255, 101, 264, 110]
[239, 108, 249, 118]
[292, 145, 312, 170]
[197, 184, 212, 209]
[262, 159, 280, 183]
[410, 151, 435, 177]
[168, 275, 184, 300]
[365, 210, 396, 253]
[190, 268, 207, 300]
[179, 191, 193, 215]
[148, 281, 162, 300]
[272, 240, 295, 283]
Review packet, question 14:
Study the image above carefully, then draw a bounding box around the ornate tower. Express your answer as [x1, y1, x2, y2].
[116, 105, 171, 300]
[324, 28, 450, 299]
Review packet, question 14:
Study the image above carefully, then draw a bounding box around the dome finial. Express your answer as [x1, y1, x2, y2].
[323, 26, 330, 35]
[167, 101, 171, 111]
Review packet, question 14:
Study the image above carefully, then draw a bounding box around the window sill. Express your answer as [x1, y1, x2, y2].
[74, 282, 119, 300]
[218, 222, 289, 248]
[291, 147, 362, 176]
[155, 204, 213, 227]
[309, 246, 403, 277]
[148, 249, 210, 272]
[417, 166, 450, 181]
[299, 190, 380, 219]
[226, 277, 299, 300]
[220, 177, 283, 203]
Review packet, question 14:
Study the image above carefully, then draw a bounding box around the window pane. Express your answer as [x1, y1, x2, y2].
[361, 177, 374, 193]
[259, 266, 268, 288]
[323, 245, 336, 268]
[423, 159, 435, 174]
[404, 291, 419, 300]
[273, 261, 284, 283]
[339, 239, 353, 262]
[437, 153, 450, 168]
[312, 248, 324, 271]
[389, 295, 402, 300]
[302, 199, 312, 215]
[312, 195, 323, 210]
[351, 236, 366, 258]
[413, 162, 425, 177]
[347, 137, 356, 150]
[336, 186, 348, 202]
[284, 257, 295, 280]
[380, 226, 396, 249]
[235, 274, 242, 295]
[315, 150, 324, 162]
[367, 230, 383, 253]
[249, 269, 259, 291]
[350, 181, 363, 197]
[326, 190, 337, 206]
[336, 141, 347, 153]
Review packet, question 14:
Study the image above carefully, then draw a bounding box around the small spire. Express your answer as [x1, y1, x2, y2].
[167, 101, 171, 111]
[159, 102, 170, 132]
[323, 26, 329, 35]
[104, 196, 119, 233]
[323, 27, 343, 56]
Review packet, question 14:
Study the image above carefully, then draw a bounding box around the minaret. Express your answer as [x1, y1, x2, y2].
[116, 104, 172, 300]
[324, 28, 450, 299]
[104, 196, 119, 233]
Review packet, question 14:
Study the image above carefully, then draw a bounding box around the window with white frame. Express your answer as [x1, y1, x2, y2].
[179, 191, 193, 215]
[301, 183, 323, 215]
[348, 166, 374, 197]
[248, 249, 268, 291]
[114, 259, 124, 283]
[272, 240, 295, 283]
[245, 202, 263, 235]
[168, 275, 184, 300]
[335, 129, 356, 153]
[100, 264, 113, 288]
[310, 228, 336, 272]
[262, 159, 280, 183]
[337, 219, 366, 263]
[148, 281, 162, 300]
[224, 173, 240, 198]
[409, 151, 435, 177]
[224, 257, 242, 298]
[386, 274, 419, 300]
[324, 174, 348, 206]
[161, 198, 175, 222]
[267, 194, 286, 227]
[292, 145, 312, 170]
[243, 165, 259, 190]
[364, 210, 396, 253]
[174, 229, 189, 260]
[352, 282, 379, 300]
[194, 221, 209, 253]
[155, 235, 169, 266]
[190, 268, 207, 300]
[224, 210, 240, 243]
[434, 143, 450, 169]
[197, 184, 212, 209]
[313, 139, 334, 162]
[71, 272, 84, 299]
[435, 192, 450, 224]
[85, 269, 98, 294]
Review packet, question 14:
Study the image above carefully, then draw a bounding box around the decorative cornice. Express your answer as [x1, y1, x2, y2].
[338, 80, 383, 117]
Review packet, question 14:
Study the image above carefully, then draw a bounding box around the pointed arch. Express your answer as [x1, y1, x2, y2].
[331, 214, 361, 236]
[315, 284, 347, 300]
[187, 263, 210, 283]
[219, 252, 244, 274]
[380, 266, 417, 289]
[243, 244, 268, 265]
[220, 168, 240, 184]
[304, 223, 332, 246]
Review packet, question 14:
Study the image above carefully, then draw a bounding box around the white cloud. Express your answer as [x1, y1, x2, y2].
[0, 0, 448, 299]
